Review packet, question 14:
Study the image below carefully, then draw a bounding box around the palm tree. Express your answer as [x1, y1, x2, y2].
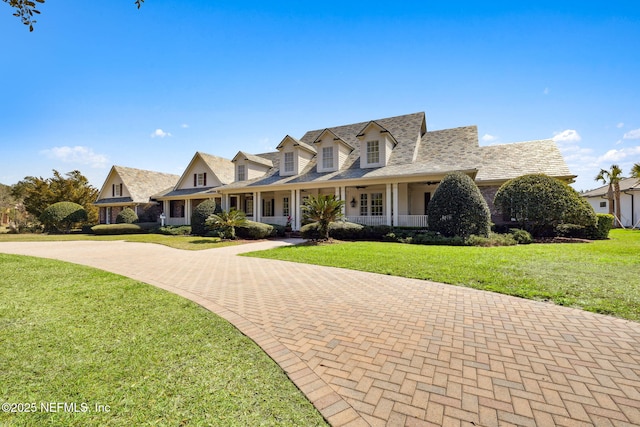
[595, 164, 623, 227]
[631, 163, 640, 180]
[302, 194, 345, 240]
[205, 209, 247, 239]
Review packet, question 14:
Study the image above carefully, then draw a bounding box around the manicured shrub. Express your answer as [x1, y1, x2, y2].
[586, 213, 614, 240]
[191, 199, 221, 236]
[410, 231, 466, 246]
[467, 233, 517, 247]
[427, 172, 491, 238]
[301, 221, 368, 241]
[91, 224, 147, 235]
[236, 221, 277, 239]
[40, 201, 88, 233]
[509, 228, 533, 244]
[494, 174, 597, 237]
[265, 223, 286, 237]
[153, 225, 192, 235]
[205, 209, 247, 240]
[555, 224, 588, 238]
[300, 222, 322, 240]
[115, 207, 138, 224]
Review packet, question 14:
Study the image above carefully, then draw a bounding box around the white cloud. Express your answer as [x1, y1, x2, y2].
[623, 128, 640, 140]
[181, 124, 189, 129]
[617, 122, 624, 129]
[543, 87, 550, 95]
[40, 146, 109, 168]
[151, 128, 172, 138]
[481, 134, 497, 142]
[597, 146, 640, 163]
[552, 129, 581, 143]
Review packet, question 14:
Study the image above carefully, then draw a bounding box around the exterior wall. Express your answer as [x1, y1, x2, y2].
[384, 136, 394, 165]
[99, 174, 131, 200]
[338, 144, 351, 169]
[586, 193, 638, 227]
[407, 183, 438, 216]
[359, 126, 386, 168]
[177, 157, 221, 190]
[479, 185, 502, 224]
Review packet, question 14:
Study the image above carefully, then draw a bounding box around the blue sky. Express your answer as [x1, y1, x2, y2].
[1, 1, 639, 192]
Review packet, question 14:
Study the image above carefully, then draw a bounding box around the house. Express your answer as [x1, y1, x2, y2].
[153, 152, 235, 225]
[212, 112, 573, 229]
[96, 112, 574, 229]
[95, 166, 180, 224]
[582, 177, 640, 228]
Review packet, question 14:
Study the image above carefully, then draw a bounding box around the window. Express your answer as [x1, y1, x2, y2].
[245, 197, 253, 215]
[237, 165, 246, 181]
[283, 197, 290, 217]
[360, 194, 368, 216]
[599, 201, 607, 208]
[371, 193, 383, 216]
[263, 199, 274, 217]
[170, 200, 185, 218]
[112, 183, 122, 197]
[322, 147, 334, 169]
[366, 140, 380, 164]
[195, 173, 207, 187]
[284, 152, 294, 173]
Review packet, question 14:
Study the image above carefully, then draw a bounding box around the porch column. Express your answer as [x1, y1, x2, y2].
[392, 182, 399, 227]
[106, 207, 111, 224]
[223, 194, 229, 211]
[290, 189, 295, 224]
[255, 191, 262, 222]
[252, 192, 258, 221]
[184, 199, 190, 225]
[336, 186, 346, 215]
[386, 183, 392, 226]
[295, 189, 302, 230]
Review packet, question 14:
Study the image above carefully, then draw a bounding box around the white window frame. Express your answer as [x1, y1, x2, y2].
[283, 197, 290, 217]
[359, 194, 368, 216]
[322, 146, 334, 169]
[237, 165, 246, 181]
[284, 152, 294, 173]
[366, 140, 380, 165]
[197, 173, 205, 186]
[371, 192, 383, 216]
[114, 184, 121, 197]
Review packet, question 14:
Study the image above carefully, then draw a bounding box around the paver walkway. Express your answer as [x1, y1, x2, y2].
[1, 240, 640, 426]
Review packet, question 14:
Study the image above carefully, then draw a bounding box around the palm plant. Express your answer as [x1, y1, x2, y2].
[631, 163, 640, 180]
[595, 164, 623, 227]
[205, 209, 247, 239]
[302, 194, 345, 240]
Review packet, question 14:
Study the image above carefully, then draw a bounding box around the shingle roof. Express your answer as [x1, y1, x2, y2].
[582, 177, 640, 197]
[198, 152, 235, 184]
[233, 151, 274, 168]
[217, 112, 572, 191]
[476, 140, 573, 182]
[97, 166, 179, 204]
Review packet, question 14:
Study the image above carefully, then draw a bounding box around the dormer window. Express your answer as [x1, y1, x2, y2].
[237, 165, 246, 181]
[284, 152, 294, 173]
[322, 147, 334, 169]
[194, 173, 207, 187]
[367, 140, 380, 164]
[112, 183, 122, 197]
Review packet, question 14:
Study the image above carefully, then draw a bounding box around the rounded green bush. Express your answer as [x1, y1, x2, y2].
[235, 220, 276, 239]
[91, 224, 147, 235]
[300, 221, 366, 240]
[427, 172, 491, 238]
[494, 174, 596, 237]
[191, 199, 220, 236]
[40, 201, 87, 233]
[115, 207, 138, 224]
[509, 228, 533, 244]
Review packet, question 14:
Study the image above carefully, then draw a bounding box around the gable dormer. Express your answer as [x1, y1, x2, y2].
[313, 129, 354, 173]
[98, 166, 131, 200]
[276, 135, 316, 176]
[356, 121, 398, 169]
[175, 152, 232, 190]
[232, 151, 273, 182]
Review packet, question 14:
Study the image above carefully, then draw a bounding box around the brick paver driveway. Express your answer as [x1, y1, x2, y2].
[1, 240, 639, 426]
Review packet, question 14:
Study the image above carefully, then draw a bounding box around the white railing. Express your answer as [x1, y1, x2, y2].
[260, 216, 289, 226]
[397, 215, 428, 228]
[345, 216, 389, 226]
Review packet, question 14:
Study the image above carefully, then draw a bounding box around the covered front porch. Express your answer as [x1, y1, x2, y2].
[221, 180, 440, 230]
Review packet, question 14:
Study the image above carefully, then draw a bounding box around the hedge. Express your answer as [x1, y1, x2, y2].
[91, 224, 148, 235]
[235, 221, 277, 239]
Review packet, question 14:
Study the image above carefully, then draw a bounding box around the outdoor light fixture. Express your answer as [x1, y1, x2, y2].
[350, 197, 357, 208]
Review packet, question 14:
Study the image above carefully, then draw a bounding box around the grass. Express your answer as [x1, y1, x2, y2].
[0, 255, 328, 427]
[245, 229, 640, 322]
[0, 232, 240, 251]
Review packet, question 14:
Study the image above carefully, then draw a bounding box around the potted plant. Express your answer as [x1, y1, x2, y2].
[284, 215, 292, 237]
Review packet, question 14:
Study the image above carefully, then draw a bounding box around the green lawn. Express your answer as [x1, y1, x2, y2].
[245, 229, 640, 322]
[0, 232, 240, 251]
[0, 255, 327, 427]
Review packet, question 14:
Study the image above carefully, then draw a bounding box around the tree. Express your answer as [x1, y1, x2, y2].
[301, 194, 345, 240]
[205, 209, 247, 240]
[11, 169, 99, 225]
[631, 163, 640, 180]
[191, 199, 221, 236]
[427, 172, 491, 238]
[494, 174, 597, 237]
[595, 165, 623, 227]
[3, 0, 144, 31]
[116, 207, 138, 224]
[40, 201, 87, 233]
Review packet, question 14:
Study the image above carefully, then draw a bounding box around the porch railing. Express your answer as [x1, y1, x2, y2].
[397, 215, 428, 228]
[345, 216, 388, 226]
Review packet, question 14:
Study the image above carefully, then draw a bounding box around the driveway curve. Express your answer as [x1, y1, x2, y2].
[1, 240, 639, 426]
